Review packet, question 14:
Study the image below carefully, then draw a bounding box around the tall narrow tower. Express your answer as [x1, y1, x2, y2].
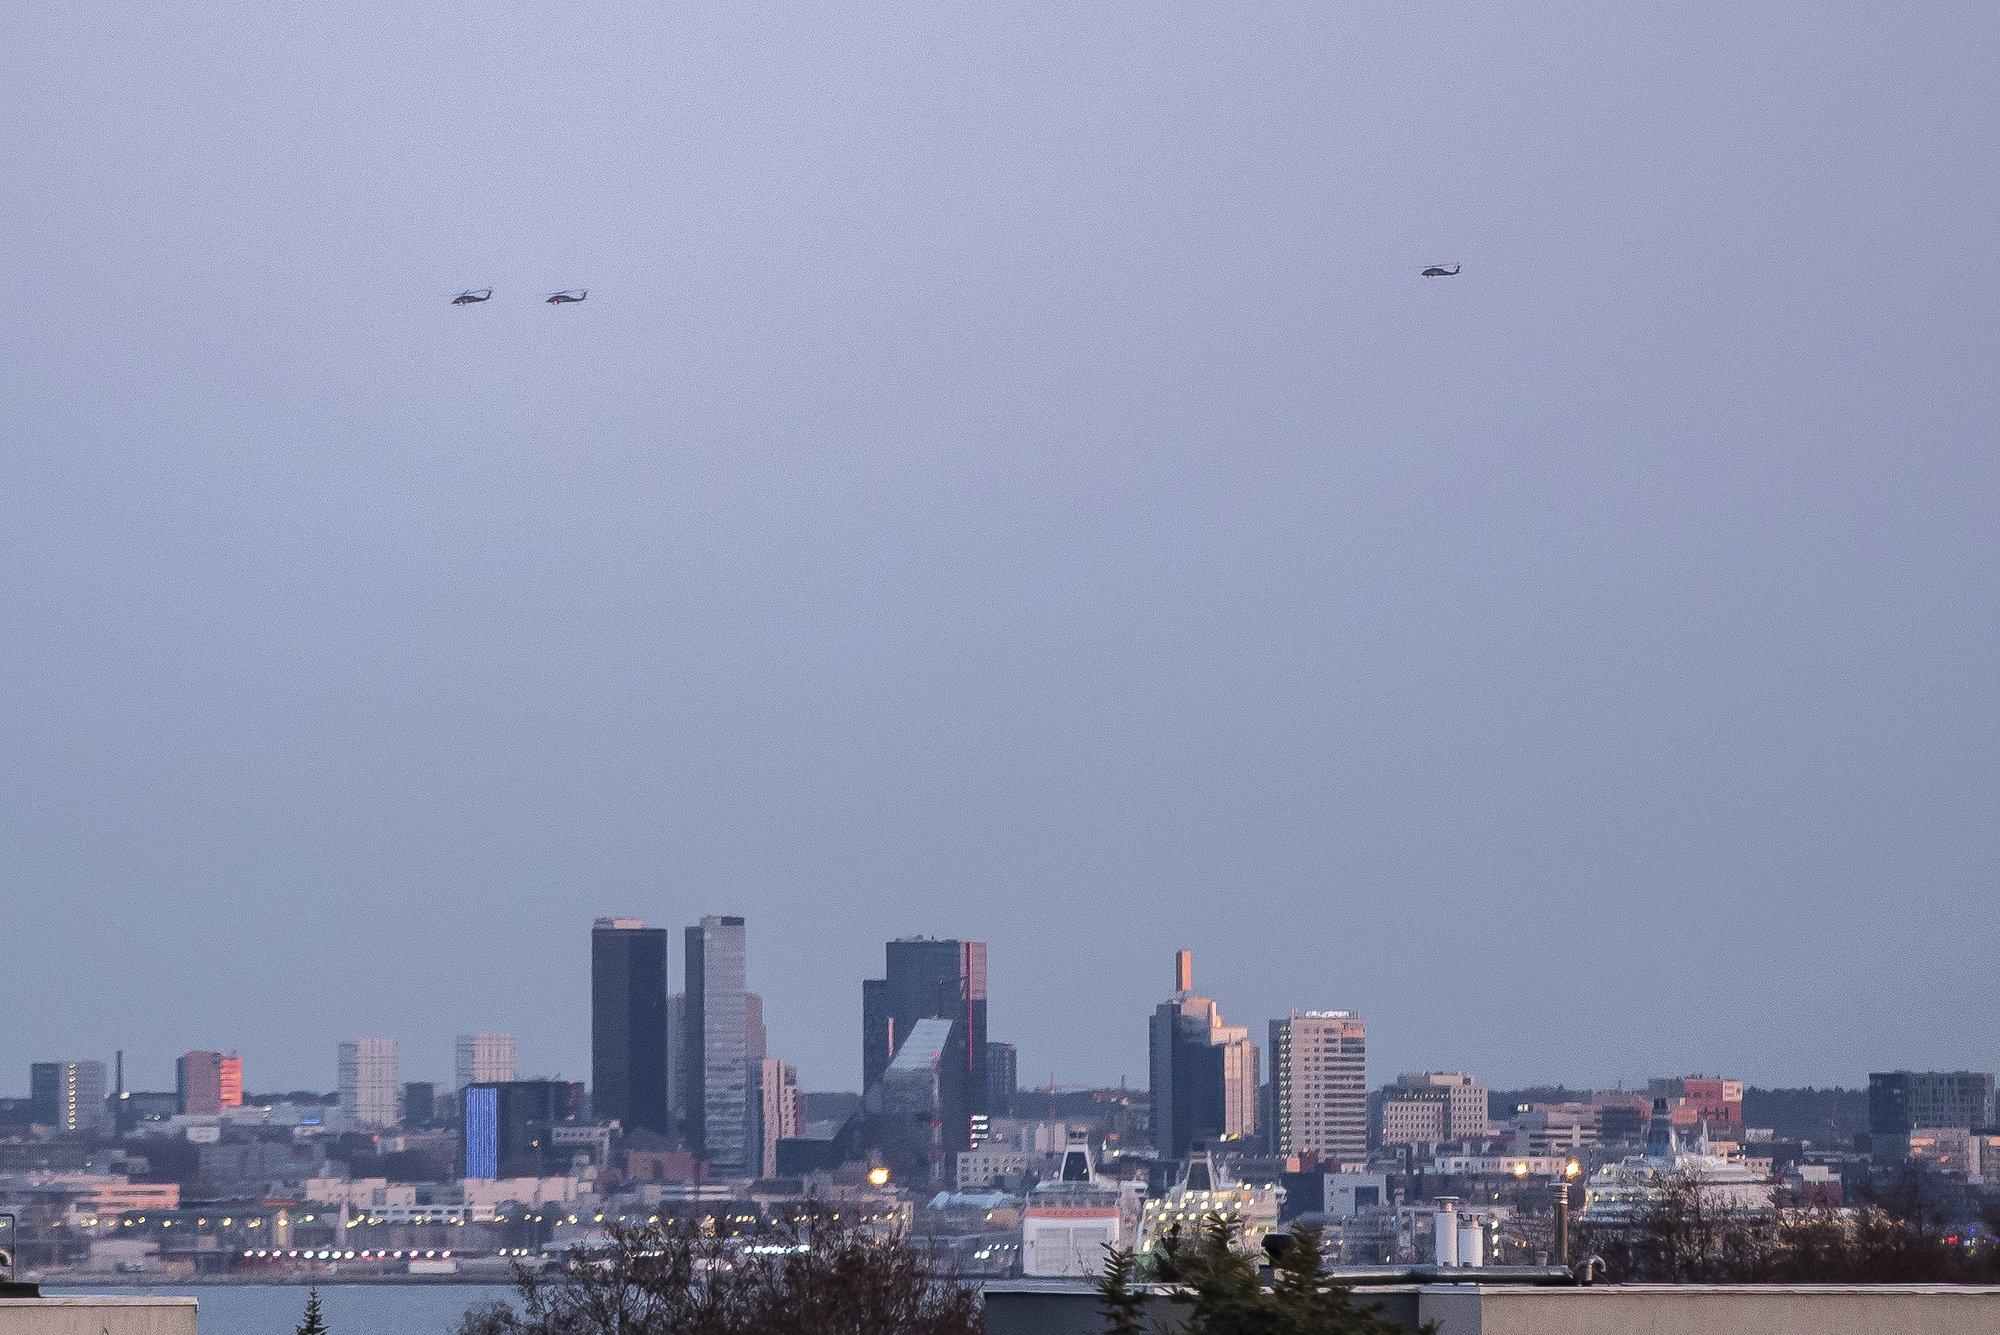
[591, 918, 670, 1137]
[684, 915, 751, 1175]
[1148, 950, 1257, 1160]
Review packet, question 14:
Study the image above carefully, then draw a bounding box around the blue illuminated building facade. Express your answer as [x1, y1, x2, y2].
[461, 1079, 585, 1179]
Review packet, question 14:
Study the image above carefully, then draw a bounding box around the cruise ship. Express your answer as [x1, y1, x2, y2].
[1018, 1139, 1146, 1277]
[1580, 1099, 1774, 1225]
[1138, 1152, 1283, 1257]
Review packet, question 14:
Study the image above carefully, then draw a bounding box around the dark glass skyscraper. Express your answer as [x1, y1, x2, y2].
[684, 915, 751, 1175]
[986, 1040, 1018, 1119]
[861, 937, 988, 1157]
[591, 918, 670, 1138]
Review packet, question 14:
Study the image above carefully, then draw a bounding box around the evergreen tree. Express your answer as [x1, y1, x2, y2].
[1114, 1220, 1418, 1335]
[1094, 1246, 1149, 1335]
[1178, 1217, 1270, 1335]
[295, 1288, 329, 1335]
[1268, 1227, 1410, 1335]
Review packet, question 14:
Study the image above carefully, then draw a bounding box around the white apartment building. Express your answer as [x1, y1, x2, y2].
[337, 1037, 399, 1129]
[455, 1033, 518, 1089]
[1269, 1011, 1367, 1162]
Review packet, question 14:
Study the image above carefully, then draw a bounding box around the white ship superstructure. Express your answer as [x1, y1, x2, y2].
[1581, 1098, 1774, 1225]
[1019, 1139, 1145, 1277]
[1139, 1152, 1283, 1257]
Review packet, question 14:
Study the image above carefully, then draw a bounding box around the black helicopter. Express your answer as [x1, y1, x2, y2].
[451, 288, 493, 305]
[545, 289, 587, 305]
[1420, 264, 1461, 278]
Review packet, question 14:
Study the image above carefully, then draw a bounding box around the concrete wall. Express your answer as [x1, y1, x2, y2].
[0, 1298, 197, 1335]
[985, 1279, 2000, 1335]
[981, 1280, 1419, 1335]
[1419, 1284, 2000, 1335]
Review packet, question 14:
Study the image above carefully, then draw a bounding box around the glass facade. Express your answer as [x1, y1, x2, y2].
[591, 919, 671, 1137]
[685, 915, 751, 1175]
[861, 938, 989, 1157]
[463, 1085, 500, 1178]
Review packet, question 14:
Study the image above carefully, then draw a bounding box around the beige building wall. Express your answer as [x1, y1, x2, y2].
[1418, 1285, 2000, 1335]
[0, 1298, 197, 1335]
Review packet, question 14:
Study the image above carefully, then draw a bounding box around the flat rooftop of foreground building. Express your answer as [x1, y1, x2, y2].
[983, 1278, 2000, 1335]
[0, 1296, 197, 1335]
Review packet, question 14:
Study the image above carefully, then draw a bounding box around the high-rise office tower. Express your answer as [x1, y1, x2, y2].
[861, 937, 988, 1158]
[592, 918, 671, 1137]
[455, 1033, 518, 1089]
[986, 1040, 1019, 1119]
[29, 1061, 108, 1135]
[874, 1017, 955, 1187]
[176, 1051, 244, 1116]
[1267, 1014, 1369, 1161]
[337, 1038, 399, 1128]
[754, 1057, 801, 1178]
[1148, 950, 1258, 1161]
[684, 915, 751, 1175]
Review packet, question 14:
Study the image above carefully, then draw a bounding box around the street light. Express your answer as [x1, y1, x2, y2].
[1553, 1159, 1582, 1265]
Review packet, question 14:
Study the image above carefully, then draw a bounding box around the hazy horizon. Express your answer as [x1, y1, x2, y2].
[5, 2, 1996, 1096]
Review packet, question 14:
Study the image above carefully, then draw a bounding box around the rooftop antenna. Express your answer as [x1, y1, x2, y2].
[1175, 949, 1193, 994]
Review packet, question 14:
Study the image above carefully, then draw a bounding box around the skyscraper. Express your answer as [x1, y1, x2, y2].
[176, 1051, 244, 1116]
[1268, 1014, 1369, 1161]
[861, 937, 988, 1158]
[754, 1057, 801, 1179]
[455, 1033, 518, 1089]
[337, 1038, 399, 1128]
[592, 918, 671, 1137]
[873, 1017, 956, 1187]
[986, 1040, 1019, 1119]
[1148, 950, 1257, 1160]
[684, 915, 751, 1175]
[29, 1061, 108, 1135]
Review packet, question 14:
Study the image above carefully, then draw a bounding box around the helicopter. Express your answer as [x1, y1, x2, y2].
[545, 289, 587, 305]
[450, 288, 493, 305]
[1420, 264, 1461, 278]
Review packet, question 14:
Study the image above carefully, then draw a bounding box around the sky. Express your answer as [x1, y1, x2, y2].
[3, 3, 1996, 1098]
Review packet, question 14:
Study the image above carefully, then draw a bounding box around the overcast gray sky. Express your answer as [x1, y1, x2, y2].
[4, 3, 1996, 1097]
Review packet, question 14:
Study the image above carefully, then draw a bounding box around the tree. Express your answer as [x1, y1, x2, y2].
[452, 1212, 979, 1335]
[1578, 1167, 2000, 1285]
[1094, 1246, 1148, 1335]
[295, 1288, 329, 1335]
[1267, 1228, 1409, 1335]
[1116, 1216, 1415, 1335]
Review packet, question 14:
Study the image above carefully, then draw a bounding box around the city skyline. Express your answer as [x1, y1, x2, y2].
[8, 916, 1987, 1100]
[6, 5, 1996, 1107]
